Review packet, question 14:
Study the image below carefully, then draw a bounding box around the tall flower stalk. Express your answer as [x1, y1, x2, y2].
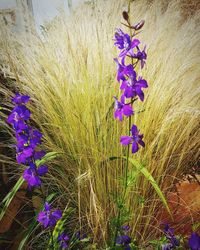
[7, 93, 69, 249]
[112, 6, 148, 247]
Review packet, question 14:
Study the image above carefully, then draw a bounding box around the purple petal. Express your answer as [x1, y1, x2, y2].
[37, 165, 48, 176]
[131, 39, 140, 48]
[137, 79, 148, 88]
[123, 105, 133, 117]
[44, 202, 51, 211]
[131, 124, 138, 135]
[114, 110, 123, 121]
[120, 136, 132, 146]
[188, 232, 200, 250]
[120, 80, 127, 90]
[138, 139, 145, 147]
[52, 209, 62, 220]
[132, 141, 139, 153]
[135, 87, 144, 101]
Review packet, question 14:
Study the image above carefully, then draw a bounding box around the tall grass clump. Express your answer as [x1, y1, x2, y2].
[0, 0, 200, 248]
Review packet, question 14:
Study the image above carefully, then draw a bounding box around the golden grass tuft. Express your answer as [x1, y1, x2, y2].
[0, 0, 200, 247]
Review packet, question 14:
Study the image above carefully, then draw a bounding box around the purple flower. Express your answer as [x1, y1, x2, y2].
[129, 45, 147, 69]
[114, 29, 140, 58]
[16, 146, 34, 164]
[120, 124, 145, 154]
[114, 58, 135, 83]
[163, 224, 180, 248]
[34, 150, 46, 160]
[37, 165, 48, 176]
[11, 93, 30, 104]
[23, 163, 48, 188]
[188, 232, 200, 250]
[116, 235, 131, 249]
[37, 202, 62, 228]
[7, 105, 30, 133]
[58, 232, 70, 249]
[121, 225, 130, 232]
[23, 167, 41, 188]
[114, 95, 133, 121]
[75, 231, 87, 241]
[121, 76, 148, 101]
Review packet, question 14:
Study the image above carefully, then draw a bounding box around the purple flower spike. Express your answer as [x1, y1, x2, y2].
[58, 232, 70, 249]
[188, 232, 200, 250]
[114, 95, 133, 121]
[37, 202, 62, 228]
[120, 124, 145, 154]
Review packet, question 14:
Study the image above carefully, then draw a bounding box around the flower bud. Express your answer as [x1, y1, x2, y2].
[122, 11, 129, 22]
[133, 20, 145, 30]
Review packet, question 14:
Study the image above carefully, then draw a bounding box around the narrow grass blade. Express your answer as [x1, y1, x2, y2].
[35, 151, 59, 167]
[0, 176, 24, 221]
[109, 156, 172, 217]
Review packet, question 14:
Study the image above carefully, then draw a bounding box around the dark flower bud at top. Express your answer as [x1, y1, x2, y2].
[122, 11, 129, 22]
[133, 20, 145, 30]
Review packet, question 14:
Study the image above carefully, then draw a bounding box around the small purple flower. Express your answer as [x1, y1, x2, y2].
[114, 95, 133, 121]
[114, 58, 135, 83]
[75, 231, 87, 241]
[16, 146, 34, 164]
[58, 232, 70, 249]
[23, 167, 41, 188]
[120, 124, 145, 154]
[37, 165, 48, 176]
[34, 150, 46, 160]
[129, 45, 147, 69]
[163, 224, 180, 248]
[121, 225, 130, 232]
[121, 76, 148, 101]
[23, 163, 48, 188]
[114, 29, 140, 58]
[188, 232, 200, 250]
[11, 93, 30, 104]
[37, 202, 62, 228]
[116, 235, 131, 249]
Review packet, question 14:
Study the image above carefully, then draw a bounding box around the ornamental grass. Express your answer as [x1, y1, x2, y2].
[0, 0, 199, 248]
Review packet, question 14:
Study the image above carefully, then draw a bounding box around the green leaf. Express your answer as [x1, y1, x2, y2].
[35, 151, 59, 167]
[0, 177, 24, 221]
[109, 156, 172, 217]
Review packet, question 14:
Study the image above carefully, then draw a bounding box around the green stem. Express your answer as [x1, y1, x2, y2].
[113, 1, 134, 246]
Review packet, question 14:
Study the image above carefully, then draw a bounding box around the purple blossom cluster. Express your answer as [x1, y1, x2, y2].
[7, 93, 68, 248]
[7, 93, 48, 188]
[116, 225, 131, 249]
[162, 224, 180, 249]
[113, 19, 148, 154]
[161, 224, 200, 250]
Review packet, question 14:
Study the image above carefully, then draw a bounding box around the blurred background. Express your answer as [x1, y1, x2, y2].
[0, 0, 85, 34]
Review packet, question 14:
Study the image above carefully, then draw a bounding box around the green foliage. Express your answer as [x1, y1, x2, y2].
[35, 151, 60, 167]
